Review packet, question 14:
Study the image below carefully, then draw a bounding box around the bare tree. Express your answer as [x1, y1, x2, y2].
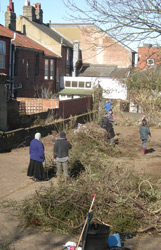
[63, 0, 161, 44]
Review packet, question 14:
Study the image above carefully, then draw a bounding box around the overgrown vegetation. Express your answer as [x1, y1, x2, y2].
[20, 122, 161, 235]
[126, 68, 161, 114]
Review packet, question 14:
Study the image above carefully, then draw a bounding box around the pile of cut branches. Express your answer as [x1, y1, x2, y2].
[20, 122, 161, 234]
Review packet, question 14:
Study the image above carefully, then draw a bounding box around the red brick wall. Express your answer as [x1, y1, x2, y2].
[137, 47, 161, 70]
[9, 97, 92, 121]
[17, 97, 59, 114]
[80, 26, 132, 67]
[14, 48, 57, 98]
[59, 96, 93, 118]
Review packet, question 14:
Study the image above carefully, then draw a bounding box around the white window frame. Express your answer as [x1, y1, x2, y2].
[147, 58, 154, 66]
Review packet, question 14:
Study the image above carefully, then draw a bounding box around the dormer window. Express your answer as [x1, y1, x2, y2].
[0, 41, 6, 69]
[147, 58, 154, 66]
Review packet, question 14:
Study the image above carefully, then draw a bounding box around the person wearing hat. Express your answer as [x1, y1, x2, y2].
[53, 132, 72, 182]
[27, 132, 46, 181]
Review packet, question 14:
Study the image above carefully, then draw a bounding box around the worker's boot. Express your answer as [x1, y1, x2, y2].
[142, 148, 146, 155]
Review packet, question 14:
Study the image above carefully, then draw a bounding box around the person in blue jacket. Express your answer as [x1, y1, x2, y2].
[27, 132, 46, 181]
[139, 118, 151, 155]
[104, 100, 112, 113]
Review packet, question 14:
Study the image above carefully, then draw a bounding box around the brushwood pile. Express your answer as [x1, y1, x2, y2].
[20, 122, 161, 234]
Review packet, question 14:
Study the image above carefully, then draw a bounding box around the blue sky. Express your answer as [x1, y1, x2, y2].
[0, 0, 70, 25]
[0, 0, 160, 51]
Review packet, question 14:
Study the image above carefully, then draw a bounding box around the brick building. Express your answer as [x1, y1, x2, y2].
[0, 25, 12, 76]
[49, 23, 134, 100]
[12, 32, 60, 98]
[4, 1, 137, 102]
[137, 44, 161, 70]
[0, 24, 61, 98]
[16, 2, 75, 78]
[49, 23, 136, 71]
[4, 0, 63, 98]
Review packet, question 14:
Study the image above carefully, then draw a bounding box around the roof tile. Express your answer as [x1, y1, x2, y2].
[0, 25, 60, 58]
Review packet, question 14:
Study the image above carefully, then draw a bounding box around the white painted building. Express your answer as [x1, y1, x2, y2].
[59, 76, 127, 101]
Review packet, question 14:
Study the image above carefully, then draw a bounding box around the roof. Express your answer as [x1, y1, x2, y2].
[13, 33, 60, 58]
[110, 67, 131, 78]
[22, 17, 73, 48]
[59, 88, 93, 96]
[50, 23, 94, 27]
[0, 25, 60, 58]
[0, 25, 13, 39]
[77, 64, 131, 78]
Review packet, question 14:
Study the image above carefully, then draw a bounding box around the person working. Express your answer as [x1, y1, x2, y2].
[53, 132, 72, 182]
[139, 118, 151, 155]
[100, 114, 115, 143]
[104, 100, 112, 113]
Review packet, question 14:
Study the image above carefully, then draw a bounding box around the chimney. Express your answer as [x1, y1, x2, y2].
[35, 3, 43, 23]
[23, 0, 36, 21]
[25, 0, 30, 6]
[5, 0, 16, 31]
[72, 40, 80, 77]
[143, 44, 153, 48]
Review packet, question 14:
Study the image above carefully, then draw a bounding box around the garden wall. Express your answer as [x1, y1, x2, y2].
[7, 96, 93, 130]
[0, 111, 97, 153]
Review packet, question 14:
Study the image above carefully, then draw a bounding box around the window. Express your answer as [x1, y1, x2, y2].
[79, 82, 84, 88]
[0, 41, 6, 69]
[44, 59, 49, 79]
[72, 81, 77, 87]
[147, 58, 154, 66]
[35, 53, 39, 76]
[50, 59, 54, 80]
[66, 48, 71, 66]
[65, 81, 71, 87]
[26, 60, 29, 78]
[56, 66, 59, 82]
[86, 82, 91, 88]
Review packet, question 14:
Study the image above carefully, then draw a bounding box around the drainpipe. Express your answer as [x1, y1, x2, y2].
[9, 32, 16, 99]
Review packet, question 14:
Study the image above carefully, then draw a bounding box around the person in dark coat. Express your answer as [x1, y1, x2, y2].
[53, 132, 72, 182]
[139, 118, 151, 154]
[108, 109, 114, 125]
[27, 133, 46, 181]
[100, 114, 115, 143]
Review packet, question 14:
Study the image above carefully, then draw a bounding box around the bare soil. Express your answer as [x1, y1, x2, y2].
[0, 125, 161, 250]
